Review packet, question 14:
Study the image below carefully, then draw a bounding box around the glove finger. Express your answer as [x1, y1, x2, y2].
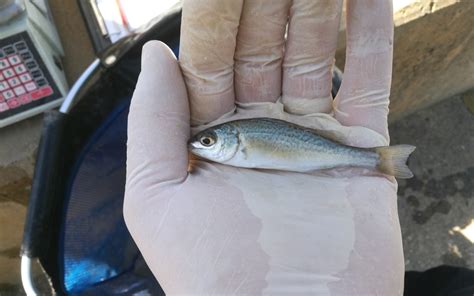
[282, 0, 343, 115]
[180, 0, 244, 125]
[334, 0, 393, 141]
[234, 0, 291, 104]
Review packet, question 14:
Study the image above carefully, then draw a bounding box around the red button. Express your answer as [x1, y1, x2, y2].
[0, 93, 4, 102]
[30, 86, 54, 100]
[18, 94, 32, 105]
[39, 86, 53, 96]
[30, 90, 42, 100]
[0, 102, 9, 112]
[7, 98, 20, 108]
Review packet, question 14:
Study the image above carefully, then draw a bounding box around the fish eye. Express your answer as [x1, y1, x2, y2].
[200, 136, 215, 147]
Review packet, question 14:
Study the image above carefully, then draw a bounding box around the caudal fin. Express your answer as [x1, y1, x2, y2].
[375, 145, 416, 179]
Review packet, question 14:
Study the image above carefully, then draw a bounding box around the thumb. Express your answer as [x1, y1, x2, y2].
[126, 41, 189, 199]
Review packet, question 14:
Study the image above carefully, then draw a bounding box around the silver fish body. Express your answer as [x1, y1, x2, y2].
[189, 118, 415, 178]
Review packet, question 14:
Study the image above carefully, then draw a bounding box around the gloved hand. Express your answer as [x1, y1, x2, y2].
[125, 0, 404, 294]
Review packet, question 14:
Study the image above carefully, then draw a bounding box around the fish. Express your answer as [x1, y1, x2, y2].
[188, 118, 416, 178]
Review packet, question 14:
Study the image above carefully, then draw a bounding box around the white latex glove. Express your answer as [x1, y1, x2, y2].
[125, 0, 404, 294]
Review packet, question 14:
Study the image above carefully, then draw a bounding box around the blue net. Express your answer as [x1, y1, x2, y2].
[59, 101, 163, 294]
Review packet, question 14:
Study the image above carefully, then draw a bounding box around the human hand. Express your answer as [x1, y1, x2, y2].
[125, 0, 403, 294]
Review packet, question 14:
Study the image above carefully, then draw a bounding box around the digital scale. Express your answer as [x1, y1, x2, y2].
[0, 0, 68, 128]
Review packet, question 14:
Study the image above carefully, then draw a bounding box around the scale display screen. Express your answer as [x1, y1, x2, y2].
[0, 32, 61, 120]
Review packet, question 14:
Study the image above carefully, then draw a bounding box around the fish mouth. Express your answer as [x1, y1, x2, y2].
[187, 139, 206, 151]
[187, 140, 198, 150]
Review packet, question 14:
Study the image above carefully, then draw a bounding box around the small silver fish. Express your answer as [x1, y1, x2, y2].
[188, 118, 416, 178]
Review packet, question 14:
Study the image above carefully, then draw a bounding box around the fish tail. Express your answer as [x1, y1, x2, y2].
[375, 145, 416, 179]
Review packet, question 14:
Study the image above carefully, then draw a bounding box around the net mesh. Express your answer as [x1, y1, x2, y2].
[60, 102, 163, 294]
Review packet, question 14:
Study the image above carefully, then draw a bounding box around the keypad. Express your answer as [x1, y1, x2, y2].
[0, 40, 54, 113]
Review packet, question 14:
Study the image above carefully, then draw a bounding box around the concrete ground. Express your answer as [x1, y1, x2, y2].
[391, 91, 474, 271]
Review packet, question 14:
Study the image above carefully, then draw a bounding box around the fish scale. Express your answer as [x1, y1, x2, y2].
[231, 119, 369, 162]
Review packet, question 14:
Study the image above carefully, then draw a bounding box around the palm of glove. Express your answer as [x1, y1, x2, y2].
[125, 0, 404, 294]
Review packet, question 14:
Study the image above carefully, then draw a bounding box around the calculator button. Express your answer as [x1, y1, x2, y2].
[14, 85, 26, 96]
[39, 86, 53, 96]
[24, 82, 37, 91]
[0, 81, 8, 91]
[19, 73, 32, 82]
[31, 90, 43, 100]
[14, 64, 26, 74]
[0, 102, 9, 112]
[18, 94, 32, 105]
[20, 52, 32, 60]
[0, 59, 9, 69]
[3, 90, 15, 100]
[3, 68, 15, 78]
[31, 86, 53, 100]
[3, 46, 15, 55]
[0, 73, 3, 80]
[7, 98, 20, 109]
[8, 55, 21, 65]
[31, 69, 42, 79]
[0, 93, 4, 102]
[26, 61, 37, 69]
[36, 78, 47, 87]
[14, 42, 27, 51]
[8, 77, 20, 87]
